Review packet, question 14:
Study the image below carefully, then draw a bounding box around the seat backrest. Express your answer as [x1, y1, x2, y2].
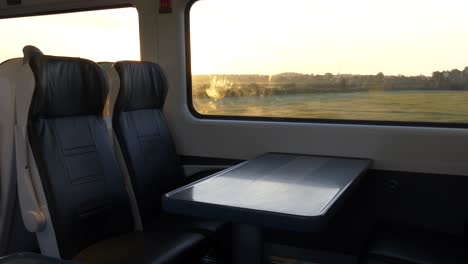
[112, 61, 184, 228]
[98, 62, 144, 231]
[27, 55, 133, 259]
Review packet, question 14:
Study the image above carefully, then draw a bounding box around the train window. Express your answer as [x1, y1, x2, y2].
[0, 7, 140, 63]
[188, 0, 468, 126]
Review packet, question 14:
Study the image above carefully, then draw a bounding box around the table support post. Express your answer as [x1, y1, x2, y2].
[232, 224, 264, 264]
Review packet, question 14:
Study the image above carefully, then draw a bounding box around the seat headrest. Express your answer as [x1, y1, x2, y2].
[23, 45, 44, 65]
[113, 61, 167, 112]
[28, 55, 108, 120]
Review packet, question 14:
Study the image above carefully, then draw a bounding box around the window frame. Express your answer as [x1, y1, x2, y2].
[0, 4, 134, 20]
[185, 0, 468, 129]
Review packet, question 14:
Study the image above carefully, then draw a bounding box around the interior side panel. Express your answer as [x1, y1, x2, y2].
[159, 0, 468, 177]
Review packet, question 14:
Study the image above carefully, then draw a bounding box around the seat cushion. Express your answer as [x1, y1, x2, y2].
[366, 260, 394, 264]
[149, 214, 228, 239]
[0, 253, 77, 264]
[367, 228, 467, 264]
[73, 231, 209, 264]
[149, 215, 232, 263]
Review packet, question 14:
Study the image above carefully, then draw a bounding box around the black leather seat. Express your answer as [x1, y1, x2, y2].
[111, 61, 227, 237]
[0, 253, 76, 264]
[27, 54, 209, 263]
[365, 226, 467, 264]
[74, 232, 208, 264]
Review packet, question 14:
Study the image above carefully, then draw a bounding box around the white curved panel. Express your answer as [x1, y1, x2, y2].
[158, 0, 468, 176]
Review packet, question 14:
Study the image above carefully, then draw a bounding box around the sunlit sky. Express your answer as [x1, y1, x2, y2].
[1, 2, 468, 76]
[0, 7, 140, 63]
[190, 0, 468, 76]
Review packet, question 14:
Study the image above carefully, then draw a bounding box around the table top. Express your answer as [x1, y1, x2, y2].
[163, 153, 371, 231]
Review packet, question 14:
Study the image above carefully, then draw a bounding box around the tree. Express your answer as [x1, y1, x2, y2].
[376, 72, 384, 82]
[449, 69, 462, 81]
[339, 78, 347, 89]
[432, 71, 443, 88]
[463, 67, 468, 83]
[324, 73, 333, 81]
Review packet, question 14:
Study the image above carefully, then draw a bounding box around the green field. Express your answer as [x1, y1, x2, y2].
[193, 90, 468, 123]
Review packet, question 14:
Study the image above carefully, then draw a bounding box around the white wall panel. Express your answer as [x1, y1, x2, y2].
[159, 0, 468, 176]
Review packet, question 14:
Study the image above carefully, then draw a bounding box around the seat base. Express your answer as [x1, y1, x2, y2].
[149, 214, 232, 262]
[367, 227, 467, 264]
[0, 253, 76, 264]
[73, 231, 209, 264]
[149, 214, 227, 238]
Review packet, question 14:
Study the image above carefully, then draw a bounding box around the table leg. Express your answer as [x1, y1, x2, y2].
[232, 224, 264, 264]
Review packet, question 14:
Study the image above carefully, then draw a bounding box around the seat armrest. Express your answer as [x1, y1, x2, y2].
[14, 125, 46, 233]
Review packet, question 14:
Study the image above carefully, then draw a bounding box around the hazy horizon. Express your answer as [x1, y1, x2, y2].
[191, 70, 461, 78]
[0, 7, 140, 63]
[190, 0, 468, 76]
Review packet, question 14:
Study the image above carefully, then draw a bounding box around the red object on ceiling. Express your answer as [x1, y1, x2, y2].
[160, 0, 172, 14]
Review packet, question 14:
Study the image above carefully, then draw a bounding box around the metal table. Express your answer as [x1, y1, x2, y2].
[163, 153, 371, 263]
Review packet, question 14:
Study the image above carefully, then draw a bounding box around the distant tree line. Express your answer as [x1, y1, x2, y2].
[192, 67, 468, 99]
